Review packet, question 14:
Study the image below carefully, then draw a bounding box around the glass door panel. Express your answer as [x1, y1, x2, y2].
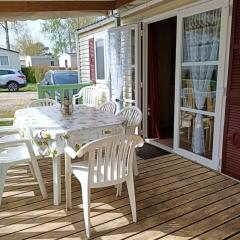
[181, 66, 217, 112]
[179, 111, 214, 159]
[175, 4, 226, 164]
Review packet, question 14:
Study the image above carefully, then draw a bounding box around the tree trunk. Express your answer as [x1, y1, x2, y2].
[4, 21, 10, 49]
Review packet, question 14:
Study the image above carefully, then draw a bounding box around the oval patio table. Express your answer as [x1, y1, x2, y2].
[14, 105, 125, 205]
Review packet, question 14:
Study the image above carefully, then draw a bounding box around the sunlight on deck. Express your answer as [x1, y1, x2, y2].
[0, 154, 240, 240]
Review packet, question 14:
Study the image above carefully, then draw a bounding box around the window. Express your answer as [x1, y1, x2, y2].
[53, 72, 78, 84]
[0, 56, 9, 66]
[95, 38, 105, 80]
[50, 60, 54, 66]
[0, 70, 9, 75]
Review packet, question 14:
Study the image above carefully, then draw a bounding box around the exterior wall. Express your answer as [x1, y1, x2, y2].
[31, 57, 59, 67]
[75, 0, 232, 174]
[70, 54, 77, 68]
[59, 53, 77, 69]
[120, 0, 199, 25]
[0, 48, 20, 70]
[76, 0, 201, 86]
[25, 56, 32, 67]
[25, 56, 59, 67]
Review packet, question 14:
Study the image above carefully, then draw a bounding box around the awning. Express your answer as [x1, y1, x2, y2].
[0, 0, 134, 20]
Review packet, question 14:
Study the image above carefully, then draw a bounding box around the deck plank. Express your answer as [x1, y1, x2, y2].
[0, 154, 239, 240]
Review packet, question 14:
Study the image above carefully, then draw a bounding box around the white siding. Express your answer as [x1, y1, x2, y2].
[77, 35, 91, 82]
[77, 27, 138, 108]
[0, 48, 20, 70]
[59, 53, 77, 68]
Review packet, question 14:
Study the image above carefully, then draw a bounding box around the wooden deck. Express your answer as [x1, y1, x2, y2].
[0, 154, 240, 240]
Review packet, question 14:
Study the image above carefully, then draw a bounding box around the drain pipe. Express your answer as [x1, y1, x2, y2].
[114, 12, 121, 27]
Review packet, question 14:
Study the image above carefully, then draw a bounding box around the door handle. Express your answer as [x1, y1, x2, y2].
[232, 132, 240, 148]
[147, 107, 151, 116]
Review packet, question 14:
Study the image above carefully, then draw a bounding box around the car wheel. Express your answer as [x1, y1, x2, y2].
[7, 81, 19, 92]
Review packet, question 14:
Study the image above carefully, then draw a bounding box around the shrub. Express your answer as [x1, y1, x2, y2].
[21, 66, 49, 83]
[21, 67, 36, 83]
[34, 66, 48, 83]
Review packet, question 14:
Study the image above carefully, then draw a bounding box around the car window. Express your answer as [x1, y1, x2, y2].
[0, 70, 9, 75]
[7, 70, 15, 74]
[53, 72, 78, 84]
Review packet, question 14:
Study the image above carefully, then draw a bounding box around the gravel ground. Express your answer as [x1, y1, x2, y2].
[0, 92, 37, 117]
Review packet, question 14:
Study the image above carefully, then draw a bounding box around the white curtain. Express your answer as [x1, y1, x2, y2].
[183, 9, 221, 154]
[107, 27, 131, 112]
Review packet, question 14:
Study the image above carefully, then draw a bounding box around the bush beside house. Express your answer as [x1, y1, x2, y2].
[22, 66, 49, 83]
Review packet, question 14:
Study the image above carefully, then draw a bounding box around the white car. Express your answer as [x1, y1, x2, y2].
[0, 68, 27, 92]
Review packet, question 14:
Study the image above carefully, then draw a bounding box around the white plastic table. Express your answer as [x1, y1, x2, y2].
[14, 105, 125, 205]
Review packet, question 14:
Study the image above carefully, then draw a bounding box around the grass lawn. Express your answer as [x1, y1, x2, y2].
[0, 83, 37, 92]
[0, 121, 13, 126]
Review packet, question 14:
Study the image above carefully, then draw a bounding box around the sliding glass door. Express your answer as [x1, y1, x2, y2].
[174, 0, 229, 170]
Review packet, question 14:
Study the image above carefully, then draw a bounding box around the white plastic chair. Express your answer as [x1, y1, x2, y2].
[117, 106, 143, 134]
[73, 86, 107, 107]
[65, 134, 144, 239]
[117, 106, 143, 177]
[0, 125, 21, 142]
[73, 86, 101, 106]
[99, 101, 117, 114]
[0, 135, 48, 206]
[27, 99, 58, 108]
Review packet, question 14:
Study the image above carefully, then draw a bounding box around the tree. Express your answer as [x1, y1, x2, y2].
[41, 17, 97, 56]
[0, 21, 24, 49]
[16, 34, 49, 55]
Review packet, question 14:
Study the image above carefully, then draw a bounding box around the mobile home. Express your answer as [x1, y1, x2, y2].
[76, 0, 240, 181]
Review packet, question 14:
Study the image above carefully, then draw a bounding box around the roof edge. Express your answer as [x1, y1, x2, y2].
[0, 47, 19, 54]
[76, 15, 115, 34]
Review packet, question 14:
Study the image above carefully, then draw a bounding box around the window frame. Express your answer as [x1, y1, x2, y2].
[0, 56, 9, 66]
[94, 33, 106, 82]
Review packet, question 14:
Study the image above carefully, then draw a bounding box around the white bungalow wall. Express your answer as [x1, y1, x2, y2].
[76, 24, 137, 108]
[0, 48, 20, 70]
[76, 0, 204, 109]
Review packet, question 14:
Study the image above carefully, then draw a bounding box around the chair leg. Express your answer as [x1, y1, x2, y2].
[81, 183, 91, 239]
[31, 160, 48, 199]
[133, 152, 139, 176]
[126, 175, 137, 222]
[116, 183, 123, 197]
[0, 164, 9, 206]
[29, 162, 36, 179]
[65, 162, 72, 210]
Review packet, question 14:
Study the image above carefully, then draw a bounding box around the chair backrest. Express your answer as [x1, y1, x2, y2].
[181, 88, 194, 108]
[27, 99, 57, 108]
[76, 86, 100, 106]
[117, 106, 142, 134]
[99, 101, 117, 114]
[77, 134, 143, 187]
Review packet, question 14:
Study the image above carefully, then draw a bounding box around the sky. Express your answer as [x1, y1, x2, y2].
[0, 20, 52, 50]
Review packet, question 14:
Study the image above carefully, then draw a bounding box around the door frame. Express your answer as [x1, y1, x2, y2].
[142, 0, 221, 139]
[105, 23, 142, 109]
[174, 0, 230, 171]
[142, 11, 178, 139]
[142, 0, 230, 171]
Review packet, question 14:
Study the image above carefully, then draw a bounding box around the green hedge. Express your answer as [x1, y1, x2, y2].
[21, 67, 36, 83]
[21, 66, 50, 84]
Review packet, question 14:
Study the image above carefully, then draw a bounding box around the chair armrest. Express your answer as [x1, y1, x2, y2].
[0, 126, 20, 135]
[136, 139, 144, 148]
[0, 138, 37, 159]
[65, 146, 78, 159]
[0, 138, 29, 148]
